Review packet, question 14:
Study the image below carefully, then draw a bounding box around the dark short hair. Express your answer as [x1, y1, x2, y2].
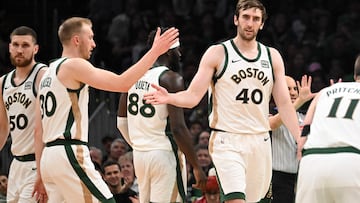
[10, 26, 38, 43]
[235, 0, 267, 23]
[102, 160, 120, 174]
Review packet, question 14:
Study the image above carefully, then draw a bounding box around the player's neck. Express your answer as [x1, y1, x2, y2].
[14, 61, 36, 83]
[233, 37, 258, 59]
[233, 37, 257, 51]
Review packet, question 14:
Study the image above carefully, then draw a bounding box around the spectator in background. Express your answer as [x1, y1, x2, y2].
[197, 130, 210, 146]
[89, 146, 103, 170]
[0, 173, 7, 201]
[101, 135, 115, 162]
[188, 120, 204, 145]
[193, 168, 220, 203]
[102, 160, 137, 203]
[118, 152, 139, 197]
[106, 138, 130, 163]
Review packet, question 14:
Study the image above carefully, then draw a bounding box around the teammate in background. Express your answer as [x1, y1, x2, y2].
[296, 55, 360, 203]
[33, 17, 178, 203]
[0, 26, 47, 203]
[269, 75, 315, 203]
[144, 0, 301, 202]
[117, 27, 207, 203]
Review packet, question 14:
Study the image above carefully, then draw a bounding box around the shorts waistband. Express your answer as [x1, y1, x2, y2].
[14, 153, 35, 162]
[303, 146, 360, 156]
[46, 139, 88, 147]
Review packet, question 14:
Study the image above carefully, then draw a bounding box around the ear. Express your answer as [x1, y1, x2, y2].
[72, 35, 80, 46]
[259, 22, 264, 30]
[234, 15, 239, 26]
[34, 44, 39, 54]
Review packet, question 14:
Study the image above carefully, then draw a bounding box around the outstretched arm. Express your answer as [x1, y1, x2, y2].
[61, 27, 179, 92]
[144, 44, 223, 108]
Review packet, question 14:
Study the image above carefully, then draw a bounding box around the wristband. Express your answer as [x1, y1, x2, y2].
[301, 124, 310, 137]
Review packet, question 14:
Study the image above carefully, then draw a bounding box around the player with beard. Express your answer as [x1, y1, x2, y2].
[0, 26, 47, 202]
[144, 0, 300, 202]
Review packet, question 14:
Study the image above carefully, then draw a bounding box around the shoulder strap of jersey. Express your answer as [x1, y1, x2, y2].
[32, 62, 48, 97]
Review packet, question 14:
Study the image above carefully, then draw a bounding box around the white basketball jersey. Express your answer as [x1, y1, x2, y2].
[209, 40, 274, 134]
[39, 58, 89, 143]
[2, 63, 46, 155]
[304, 82, 360, 149]
[127, 66, 172, 151]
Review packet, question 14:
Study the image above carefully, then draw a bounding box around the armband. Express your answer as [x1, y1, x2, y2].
[301, 125, 310, 137]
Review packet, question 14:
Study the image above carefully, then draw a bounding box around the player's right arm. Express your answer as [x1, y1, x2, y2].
[144, 44, 223, 108]
[58, 28, 179, 92]
[32, 91, 48, 202]
[0, 76, 9, 149]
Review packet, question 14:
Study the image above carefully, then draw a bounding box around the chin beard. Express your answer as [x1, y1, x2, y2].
[10, 56, 33, 68]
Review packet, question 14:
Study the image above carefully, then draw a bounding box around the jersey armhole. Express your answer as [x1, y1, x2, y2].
[1, 74, 9, 97]
[214, 43, 228, 83]
[266, 46, 275, 83]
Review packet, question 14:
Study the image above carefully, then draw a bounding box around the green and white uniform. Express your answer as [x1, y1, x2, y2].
[296, 82, 360, 203]
[2, 63, 46, 203]
[208, 39, 274, 202]
[38, 58, 114, 203]
[127, 66, 187, 203]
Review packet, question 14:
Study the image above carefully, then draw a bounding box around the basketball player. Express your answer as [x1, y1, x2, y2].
[117, 27, 207, 203]
[32, 17, 178, 203]
[296, 55, 360, 202]
[0, 26, 47, 203]
[144, 0, 300, 202]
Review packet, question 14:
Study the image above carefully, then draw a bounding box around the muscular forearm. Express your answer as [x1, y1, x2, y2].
[169, 91, 202, 108]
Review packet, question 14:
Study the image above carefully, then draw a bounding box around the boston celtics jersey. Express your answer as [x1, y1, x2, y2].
[209, 40, 274, 134]
[127, 66, 172, 151]
[39, 58, 89, 143]
[304, 82, 360, 150]
[2, 63, 46, 155]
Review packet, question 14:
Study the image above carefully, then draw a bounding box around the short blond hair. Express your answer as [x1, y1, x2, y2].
[58, 17, 92, 44]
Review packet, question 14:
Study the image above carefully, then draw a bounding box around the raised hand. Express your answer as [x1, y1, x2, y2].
[330, 78, 342, 85]
[151, 27, 179, 56]
[296, 75, 316, 104]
